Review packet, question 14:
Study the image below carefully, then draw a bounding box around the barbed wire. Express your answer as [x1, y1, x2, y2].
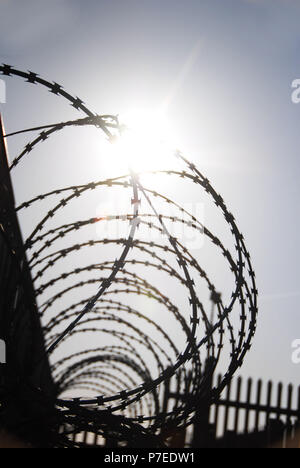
[0, 64, 258, 447]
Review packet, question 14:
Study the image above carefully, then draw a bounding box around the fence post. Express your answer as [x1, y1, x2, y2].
[192, 357, 215, 448]
[285, 384, 294, 448]
[223, 378, 232, 436]
[213, 374, 222, 439]
[244, 378, 253, 434]
[233, 377, 242, 434]
[276, 382, 283, 420]
[266, 380, 273, 428]
[254, 379, 262, 431]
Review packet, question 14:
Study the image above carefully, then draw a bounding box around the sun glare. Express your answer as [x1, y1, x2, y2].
[101, 109, 177, 174]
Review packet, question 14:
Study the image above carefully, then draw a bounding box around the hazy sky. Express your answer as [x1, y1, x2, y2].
[1, 0, 300, 393]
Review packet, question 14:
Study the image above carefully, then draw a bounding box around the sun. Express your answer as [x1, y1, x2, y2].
[102, 109, 177, 174]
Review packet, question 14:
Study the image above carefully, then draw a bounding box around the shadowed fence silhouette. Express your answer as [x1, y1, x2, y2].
[77, 373, 300, 448]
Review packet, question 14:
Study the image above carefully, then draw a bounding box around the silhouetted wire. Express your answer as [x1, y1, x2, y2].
[0, 64, 258, 448]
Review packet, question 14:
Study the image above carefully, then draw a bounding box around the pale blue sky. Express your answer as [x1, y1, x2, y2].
[1, 0, 300, 390]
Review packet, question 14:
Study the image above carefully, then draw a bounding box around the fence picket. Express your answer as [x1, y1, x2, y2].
[255, 379, 262, 431]
[277, 383, 283, 420]
[266, 380, 273, 427]
[223, 378, 232, 435]
[214, 374, 222, 437]
[244, 378, 253, 434]
[234, 377, 242, 433]
[286, 384, 293, 426]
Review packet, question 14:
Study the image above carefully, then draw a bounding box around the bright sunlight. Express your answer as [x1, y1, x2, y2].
[99, 109, 177, 174]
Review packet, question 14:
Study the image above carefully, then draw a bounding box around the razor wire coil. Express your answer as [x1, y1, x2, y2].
[0, 64, 258, 447]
